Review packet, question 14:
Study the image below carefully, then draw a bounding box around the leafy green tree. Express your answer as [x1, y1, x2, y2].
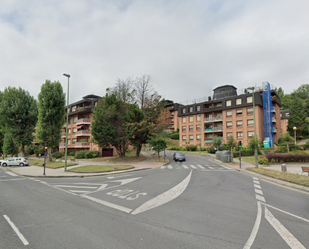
[287, 97, 309, 137]
[226, 135, 237, 161]
[147, 133, 166, 159]
[2, 130, 19, 156]
[36, 80, 66, 162]
[0, 87, 38, 156]
[248, 135, 260, 151]
[280, 133, 294, 152]
[213, 136, 223, 149]
[92, 94, 142, 157]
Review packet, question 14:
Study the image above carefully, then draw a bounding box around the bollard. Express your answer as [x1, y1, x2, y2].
[281, 164, 287, 173]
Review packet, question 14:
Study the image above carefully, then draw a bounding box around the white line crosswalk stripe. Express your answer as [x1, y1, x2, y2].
[206, 166, 214, 169]
[190, 165, 197, 169]
[159, 164, 232, 171]
[196, 165, 204, 169]
[182, 165, 189, 169]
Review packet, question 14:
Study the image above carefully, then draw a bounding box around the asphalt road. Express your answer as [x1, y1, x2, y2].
[1, 152, 309, 248]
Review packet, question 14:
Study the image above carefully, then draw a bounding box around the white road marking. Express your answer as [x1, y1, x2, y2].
[131, 171, 192, 215]
[182, 165, 189, 169]
[253, 177, 259, 180]
[107, 176, 114, 179]
[255, 194, 265, 202]
[109, 177, 141, 185]
[168, 165, 172, 169]
[70, 190, 90, 194]
[255, 189, 264, 195]
[6, 172, 18, 177]
[220, 165, 231, 169]
[55, 185, 97, 189]
[3, 215, 29, 246]
[81, 195, 132, 213]
[160, 166, 165, 169]
[190, 165, 197, 169]
[254, 184, 261, 189]
[97, 184, 108, 191]
[253, 180, 260, 185]
[265, 207, 306, 249]
[243, 201, 262, 249]
[206, 166, 214, 169]
[196, 165, 204, 169]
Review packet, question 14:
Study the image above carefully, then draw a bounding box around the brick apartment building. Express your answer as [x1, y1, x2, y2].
[59, 94, 116, 156]
[166, 83, 282, 148]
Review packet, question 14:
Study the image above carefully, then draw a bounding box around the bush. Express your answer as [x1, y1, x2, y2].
[179, 147, 186, 151]
[75, 150, 100, 159]
[275, 146, 288, 153]
[200, 147, 206, 151]
[25, 144, 36, 156]
[207, 146, 217, 154]
[233, 150, 254, 157]
[258, 158, 269, 165]
[68, 151, 76, 156]
[186, 145, 197, 151]
[34, 147, 45, 157]
[289, 145, 303, 151]
[303, 144, 309, 150]
[265, 153, 309, 163]
[52, 151, 65, 159]
[75, 150, 87, 159]
[170, 133, 179, 140]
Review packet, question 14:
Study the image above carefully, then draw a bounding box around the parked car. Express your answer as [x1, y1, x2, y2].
[173, 152, 186, 162]
[1, 157, 30, 167]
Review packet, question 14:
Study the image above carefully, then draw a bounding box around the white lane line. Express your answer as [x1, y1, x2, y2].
[253, 177, 259, 180]
[254, 184, 261, 189]
[55, 185, 97, 189]
[196, 165, 204, 169]
[255, 189, 264, 195]
[262, 203, 309, 223]
[5, 172, 18, 177]
[243, 201, 262, 249]
[265, 207, 306, 249]
[190, 165, 197, 169]
[220, 165, 231, 169]
[253, 180, 260, 185]
[168, 165, 172, 169]
[70, 190, 90, 194]
[255, 194, 266, 202]
[160, 166, 165, 169]
[3, 215, 29, 246]
[206, 165, 214, 169]
[81, 195, 132, 213]
[131, 171, 192, 215]
[183, 165, 189, 169]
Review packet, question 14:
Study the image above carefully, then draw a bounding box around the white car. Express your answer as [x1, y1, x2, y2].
[1, 157, 30, 167]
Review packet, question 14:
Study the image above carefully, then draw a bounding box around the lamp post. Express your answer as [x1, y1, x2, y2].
[247, 87, 258, 168]
[63, 73, 70, 172]
[293, 127, 297, 146]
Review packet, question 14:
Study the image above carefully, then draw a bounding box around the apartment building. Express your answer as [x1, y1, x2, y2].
[168, 83, 282, 147]
[59, 94, 116, 156]
[280, 110, 290, 134]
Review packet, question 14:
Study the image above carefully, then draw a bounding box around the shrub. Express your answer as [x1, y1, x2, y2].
[207, 146, 217, 154]
[170, 147, 179, 151]
[303, 144, 309, 150]
[200, 147, 206, 151]
[68, 151, 76, 156]
[233, 150, 254, 157]
[258, 158, 269, 165]
[186, 145, 197, 151]
[275, 146, 287, 153]
[265, 153, 309, 163]
[289, 145, 303, 151]
[52, 151, 65, 159]
[179, 147, 186, 151]
[75, 150, 87, 159]
[34, 147, 45, 157]
[170, 133, 179, 140]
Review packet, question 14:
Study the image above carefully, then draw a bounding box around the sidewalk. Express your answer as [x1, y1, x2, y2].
[1, 151, 165, 178]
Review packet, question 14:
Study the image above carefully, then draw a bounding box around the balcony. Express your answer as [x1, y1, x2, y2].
[272, 128, 277, 133]
[272, 117, 276, 123]
[204, 128, 213, 132]
[76, 118, 91, 125]
[75, 142, 90, 148]
[204, 139, 213, 143]
[213, 126, 223, 132]
[61, 133, 66, 138]
[213, 116, 223, 122]
[271, 108, 276, 113]
[59, 143, 66, 148]
[76, 130, 91, 136]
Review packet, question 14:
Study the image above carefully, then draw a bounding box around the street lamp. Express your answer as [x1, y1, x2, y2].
[293, 127, 297, 146]
[63, 73, 70, 172]
[247, 87, 258, 168]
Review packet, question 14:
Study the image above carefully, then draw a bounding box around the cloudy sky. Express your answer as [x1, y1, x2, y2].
[0, 0, 308, 105]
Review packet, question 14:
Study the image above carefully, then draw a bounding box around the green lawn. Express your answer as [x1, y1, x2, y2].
[30, 159, 77, 169]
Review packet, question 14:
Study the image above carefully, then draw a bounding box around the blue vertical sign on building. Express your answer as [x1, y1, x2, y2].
[262, 82, 274, 147]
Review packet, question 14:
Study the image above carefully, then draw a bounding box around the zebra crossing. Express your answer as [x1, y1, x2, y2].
[160, 164, 232, 171]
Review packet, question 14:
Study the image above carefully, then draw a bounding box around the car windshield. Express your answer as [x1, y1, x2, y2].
[175, 153, 184, 156]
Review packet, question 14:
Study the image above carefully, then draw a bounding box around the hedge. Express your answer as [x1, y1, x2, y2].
[52, 151, 64, 159]
[265, 153, 309, 163]
[170, 133, 179, 140]
[233, 150, 254, 157]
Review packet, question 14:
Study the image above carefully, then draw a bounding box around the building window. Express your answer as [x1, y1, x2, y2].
[171, 118, 174, 122]
[67, 139, 71, 145]
[189, 116, 193, 122]
[189, 125, 194, 131]
[189, 135, 194, 140]
[227, 111, 232, 117]
[182, 126, 186, 132]
[237, 132, 243, 138]
[72, 106, 76, 112]
[236, 109, 242, 116]
[182, 135, 187, 141]
[236, 98, 242, 105]
[196, 124, 201, 131]
[236, 120, 243, 127]
[182, 117, 186, 123]
[182, 108, 186, 114]
[227, 121, 232, 128]
[226, 100, 231, 106]
[197, 106, 201, 111]
[73, 116, 78, 123]
[73, 138, 77, 144]
[189, 107, 193, 112]
[94, 101, 97, 106]
[248, 131, 254, 138]
[227, 132, 233, 138]
[247, 108, 253, 115]
[247, 119, 254, 126]
[197, 115, 201, 121]
[68, 128, 71, 134]
[68, 118, 72, 124]
[73, 127, 77, 133]
[197, 134, 201, 140]
[247, 96, 252, 103]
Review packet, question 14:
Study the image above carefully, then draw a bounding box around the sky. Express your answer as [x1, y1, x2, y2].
[0, 0, 308, 105]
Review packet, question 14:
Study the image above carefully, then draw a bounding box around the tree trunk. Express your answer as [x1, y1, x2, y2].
[287, 143, 289, 153]
[231, 147, 233, 162]
[136, 144, 142, 157]
[21, 144, 25, 157]
[47, 148, 52, 162]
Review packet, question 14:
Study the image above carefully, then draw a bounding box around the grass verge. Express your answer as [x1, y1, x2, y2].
[68, 165, 134, 173]
[30, 160, 77, 169]
[247, 167, 309, 187]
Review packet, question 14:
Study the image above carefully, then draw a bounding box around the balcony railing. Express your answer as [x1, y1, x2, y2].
[61, 133, 66, 138]
[59, 143, 66, 148]
[204, 128, 213, 132]
[213, 126, 223, 132]
[76, 118, 91, 125]
[76, 130, 91, 136]
[75, 142, 90, 148]
[272, 117, 276, 123]
[204, 139, 213, 143]
[204, 118, 213, 122]
[271, 108, 276, 113]
[272, 128, 277, 133]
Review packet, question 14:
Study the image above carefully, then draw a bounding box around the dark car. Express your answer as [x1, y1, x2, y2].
[173, 152, 186, 162]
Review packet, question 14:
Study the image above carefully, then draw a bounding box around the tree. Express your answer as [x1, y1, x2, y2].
[92, 94, 142, 157]
[147, 133, 166, 159]
[2, 130, 19, 156]
[280, 133, 294, 152]
[36, 80, 66, 162]
[110, 77, 136, 104]
[287, 97, 309, 137]
[213, 136, 223, 149]
[248, 135, 260, 152]
[226, 135, 237, 161]
[0, 87, 38, 156]
[135, 74, 153, 109]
